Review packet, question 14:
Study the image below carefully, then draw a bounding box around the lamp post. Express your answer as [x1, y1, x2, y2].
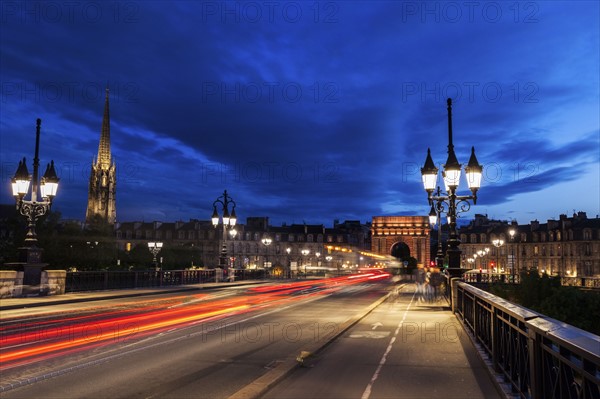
[262, 237, 272, 275]
[286, 247, 291, 278]
[11, 119, 60, 290]
[301, 249, 310, 278]
[421, 99, 483, 279]
[428, 194, 445, 269]
[211, 190, 237, 272]
[229, 228, 237, 269]
[316, 252, 321, 276]
[147, 242, 163, 271]
[508, 228, 516, 280]
[492, 239, 505, 276]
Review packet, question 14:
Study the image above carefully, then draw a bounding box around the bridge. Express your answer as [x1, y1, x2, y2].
[0, 276, 598, 398]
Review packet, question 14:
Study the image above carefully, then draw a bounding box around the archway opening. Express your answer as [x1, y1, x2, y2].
[391, 242, 410, 260]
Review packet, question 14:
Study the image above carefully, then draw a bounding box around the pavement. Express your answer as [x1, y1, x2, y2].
[0, 280, 266, 311]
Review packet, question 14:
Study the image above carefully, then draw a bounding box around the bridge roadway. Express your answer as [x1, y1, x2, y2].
[260, 283, 503, 399]
[0, 279, 506, 398]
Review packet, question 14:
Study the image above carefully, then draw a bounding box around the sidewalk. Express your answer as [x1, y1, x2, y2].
[0, 280, 265, 311]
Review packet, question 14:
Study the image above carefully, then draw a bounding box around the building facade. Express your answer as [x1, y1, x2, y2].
[85, 89, 116, 226]
[459, 212, 600, 277]
[115, 217, 373, 273]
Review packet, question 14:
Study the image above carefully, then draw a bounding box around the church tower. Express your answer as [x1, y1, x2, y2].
[86, 88, 116, 226]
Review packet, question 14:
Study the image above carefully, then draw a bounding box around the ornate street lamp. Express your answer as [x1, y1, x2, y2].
[211, 190, 237, 271]
[421, 99, 483, 278]
[10, 119, 59, 290]
[147, 242, 163, 270]
[12, 119, 60, 249]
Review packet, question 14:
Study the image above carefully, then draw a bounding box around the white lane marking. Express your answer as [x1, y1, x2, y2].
[361, 286, 415, 399]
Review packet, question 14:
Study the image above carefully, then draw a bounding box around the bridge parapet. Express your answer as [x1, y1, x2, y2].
[452, 279, 600, 398]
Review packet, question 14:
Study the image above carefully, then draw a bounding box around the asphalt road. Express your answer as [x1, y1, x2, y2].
[1, 277, 392, 398]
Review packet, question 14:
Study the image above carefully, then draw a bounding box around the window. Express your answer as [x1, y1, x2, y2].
[289, 234, 295, 242]
[188, 231, 194, 240]
[307, 234, 313, 242]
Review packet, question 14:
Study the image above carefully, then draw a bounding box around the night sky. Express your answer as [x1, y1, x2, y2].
[1, 1, 599, 227]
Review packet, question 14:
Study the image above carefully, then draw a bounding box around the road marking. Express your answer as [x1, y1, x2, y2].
[371, 322, 383, 330]
[349, 331, 390, 339]
[361, 287, 415, 399]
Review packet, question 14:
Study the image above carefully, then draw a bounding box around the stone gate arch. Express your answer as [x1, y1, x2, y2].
[371, 216, 430, 267]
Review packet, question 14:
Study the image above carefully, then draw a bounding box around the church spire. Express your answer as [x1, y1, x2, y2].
[86, 85, 117, 227]
[97, 88, 111, 167]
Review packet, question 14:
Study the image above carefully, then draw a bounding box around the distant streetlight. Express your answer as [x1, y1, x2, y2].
[262, 237, 272, 271]
[428, 198, 445, 269]
[229, 228, 238, 269]
[11, 119, 60, 291]
[286, 247, 292, 278]
[301, 249, 310, 277]
[421, 99, 482, 278]
[211, 190, 237, 271]
[508, 228, 517, 279]
[475, 247, 490, 272]
[147, 242, 163, 271]
[492, 239, 505, 274]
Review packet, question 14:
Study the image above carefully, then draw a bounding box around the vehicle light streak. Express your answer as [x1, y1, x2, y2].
[0, 275, 389, 371]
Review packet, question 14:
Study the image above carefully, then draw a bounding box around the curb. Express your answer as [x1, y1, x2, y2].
[227, 288, 393, 399]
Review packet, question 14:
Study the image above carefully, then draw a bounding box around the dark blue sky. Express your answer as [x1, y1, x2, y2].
[1, 1, 599, 226]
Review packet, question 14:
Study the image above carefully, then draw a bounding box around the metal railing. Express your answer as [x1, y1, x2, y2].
[452, 279, 600, 398]
[66, 269, 214, 292]
[65, 269, 268, 292]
